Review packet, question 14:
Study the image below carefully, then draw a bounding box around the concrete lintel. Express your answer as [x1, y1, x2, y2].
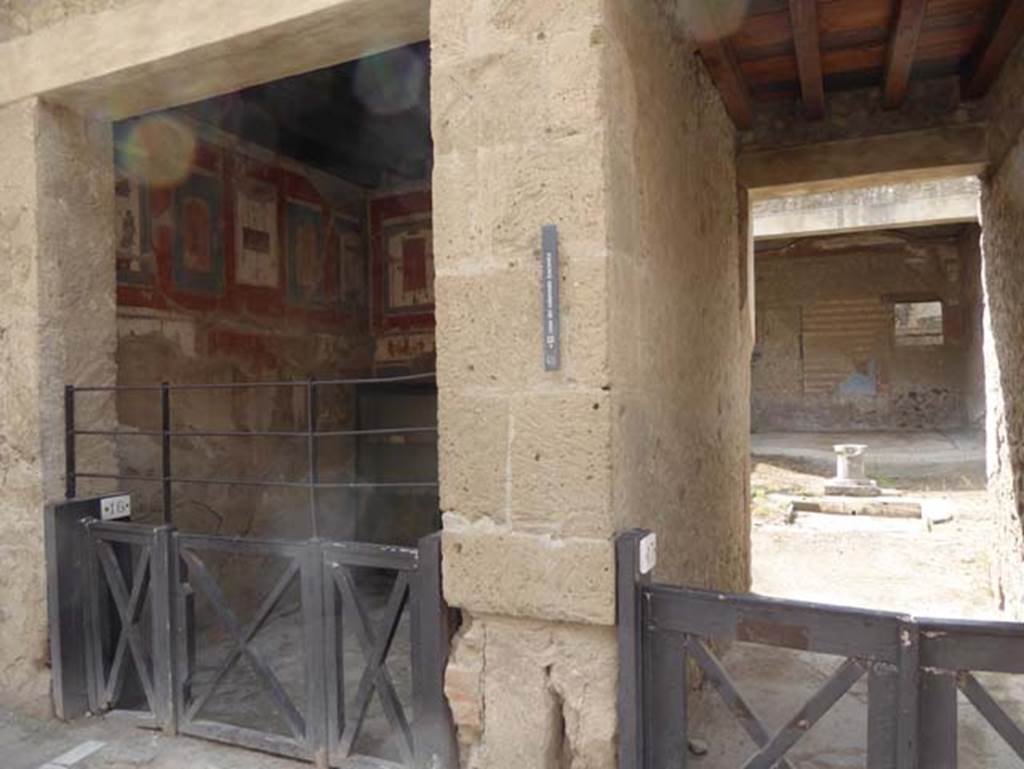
[0, 0, 429, 119]
[753, 177, 980, 239]
[739, 124, 989, 199]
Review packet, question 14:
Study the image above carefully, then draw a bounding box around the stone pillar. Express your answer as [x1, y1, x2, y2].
[0, 98, 117, 713]
[431, 1, 748, 767]
[432, 3, 617, 766]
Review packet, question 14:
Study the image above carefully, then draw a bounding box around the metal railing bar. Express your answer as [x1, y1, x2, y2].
[322, 541, 419, 571]
[75, 429, 164, 437]
[176, 533, 310, 555]
[73, 426, 437, 439]
[307, 378, 320, 540]
[75, 472, 437, 490]
[71, 372, 435, 394]
[73, 384, 163, 392]
[86, 518, 164, 533]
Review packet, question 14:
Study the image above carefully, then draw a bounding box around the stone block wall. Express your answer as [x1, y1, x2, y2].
[433, 0, 749, 765]
[432, 1, 620, 764]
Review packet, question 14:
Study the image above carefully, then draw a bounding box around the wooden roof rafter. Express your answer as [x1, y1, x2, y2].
[883, 0, 929, 108]
[788, 0, 826, 118]
[688, 0, 1024, 129]
[963, 0, 1024, 98]
[688, 0, 754, 129]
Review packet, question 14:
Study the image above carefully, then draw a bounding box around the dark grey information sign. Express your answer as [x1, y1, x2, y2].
[541, 225, 561, 371]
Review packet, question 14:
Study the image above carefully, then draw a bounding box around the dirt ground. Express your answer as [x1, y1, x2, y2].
[749, 445, 996, 619]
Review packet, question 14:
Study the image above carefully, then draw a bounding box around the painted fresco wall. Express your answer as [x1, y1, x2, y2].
[752, 229, 983, 432]
[369, 187, 436, 370]
[110, 118, 437, 550]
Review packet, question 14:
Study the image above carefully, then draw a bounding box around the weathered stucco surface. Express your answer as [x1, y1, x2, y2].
[978, 39, 1024, 616]
[981, 132, 1024, 615]
[741, 76, 981, 153]
[0, 98, 116, 713]
[445, 615, 617, 769]
[0, 0, 142, 41]
[605, 0, 751, 593]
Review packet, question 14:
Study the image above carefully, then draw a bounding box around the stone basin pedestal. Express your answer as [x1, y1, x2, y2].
[825, 444, 881, 497]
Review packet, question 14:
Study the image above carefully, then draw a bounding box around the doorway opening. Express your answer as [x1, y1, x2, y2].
[61, 42, 449, 767]
[108, 41, 437, 546]
[747, 178, 994, 620]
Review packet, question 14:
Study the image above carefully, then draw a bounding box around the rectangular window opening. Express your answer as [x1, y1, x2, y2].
[894, 300, 944, 347]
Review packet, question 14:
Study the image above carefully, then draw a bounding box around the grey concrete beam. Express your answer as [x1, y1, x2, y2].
[753, 177, 980, 239]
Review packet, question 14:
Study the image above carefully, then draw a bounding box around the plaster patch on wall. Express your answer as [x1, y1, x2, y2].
[838, 360, 878, 396]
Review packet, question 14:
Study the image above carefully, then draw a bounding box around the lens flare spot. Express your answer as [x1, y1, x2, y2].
[675, 0, 751, 43]
[353, 47, 427, 116]
[117, 115, 197, 188]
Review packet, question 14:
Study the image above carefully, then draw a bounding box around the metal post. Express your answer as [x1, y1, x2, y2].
[647, 632, 688, 769]
[868, 662, 900, 769]
[301, 539, 328, 768]
[919, 669, 958, 768]
[322, 557, 345, 761]
[151, 525, 179, 735]
[161, 382, 172, 524]
[897, 619, 920, 769]
[411, 532, 457, 769]
[82, 521, 105, 713]
[46, 499, 106, 720]
[867, 618, 919, 769]
[65, 385, 76, 499]
[307, 378, 319, 540]
[617, 530, 653, 769]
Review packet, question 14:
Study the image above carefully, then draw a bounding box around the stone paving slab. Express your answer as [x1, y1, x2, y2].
[0, 707, 307, 769]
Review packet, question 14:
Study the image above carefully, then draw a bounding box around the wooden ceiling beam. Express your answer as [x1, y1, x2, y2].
[697, 37, 755, 129]
[688, 2, 754, 129]
[964, 0, 1024, 98]
[788, 0, 826, 119]
[739, 123, 988, 198]
[883, 0, 928, 108]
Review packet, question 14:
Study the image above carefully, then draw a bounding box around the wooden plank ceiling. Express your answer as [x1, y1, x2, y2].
[696, 0, 1024, 128]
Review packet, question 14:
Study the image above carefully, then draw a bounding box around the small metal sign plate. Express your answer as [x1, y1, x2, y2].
[639, 533, 658, 575]
[541, 225, 561, 371]
[100, 494, 131, 521]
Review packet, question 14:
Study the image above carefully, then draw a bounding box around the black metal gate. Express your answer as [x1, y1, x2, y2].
[616, 530, 1024, 769]
[49, 510, 455, 769]
[47, 373, 454, 768]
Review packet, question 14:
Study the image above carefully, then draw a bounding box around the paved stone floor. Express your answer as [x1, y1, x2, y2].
[0, 577, 410, 769]
[0, 707, 306, 769]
